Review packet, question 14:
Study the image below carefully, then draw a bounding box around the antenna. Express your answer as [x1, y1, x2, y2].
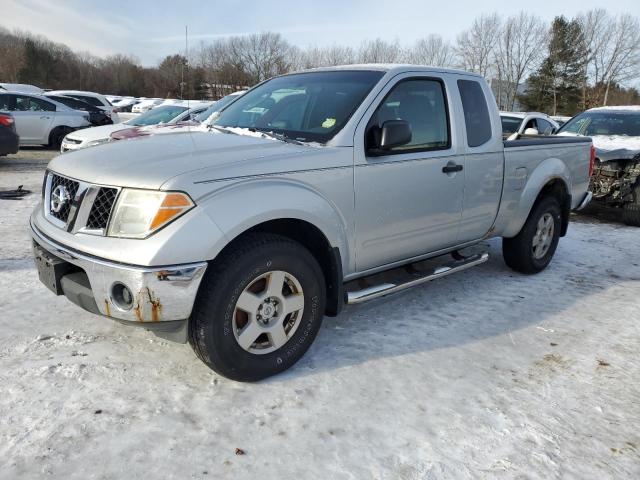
[185, 25, 189, 110]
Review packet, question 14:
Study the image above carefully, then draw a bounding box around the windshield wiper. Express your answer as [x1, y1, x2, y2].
[209, 125, 238, 134]
[250, 129, 304, 145]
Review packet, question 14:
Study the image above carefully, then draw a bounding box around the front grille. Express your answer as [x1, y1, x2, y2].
[86, 187, 118, 230]
[49, 174, 79, 223]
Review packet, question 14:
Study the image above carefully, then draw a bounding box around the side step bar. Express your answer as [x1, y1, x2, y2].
[346, 252, 489, 305]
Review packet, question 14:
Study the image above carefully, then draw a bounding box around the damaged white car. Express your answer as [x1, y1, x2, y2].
[558, 106, 640, 226]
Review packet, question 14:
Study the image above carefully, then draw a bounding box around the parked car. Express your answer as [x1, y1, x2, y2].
[110, 93, 246, 141]
[112, 97, 140, 113]
[0, 92, 90, 148]
[132, 99, 163, 113]
[110, 103, 212, 141]
[47, 90, 121, 123]
[551, 115, 571, 127]
[0, 112, 19, 156]
[0, 83, 44, 94]
[60, 104, 194, 152]
[45, 94, 113, 126]
[557, 106, 640, 225]
[31, 65, 593, 381]
[500, 112, 559, 138]
[193, 91, 246, 125]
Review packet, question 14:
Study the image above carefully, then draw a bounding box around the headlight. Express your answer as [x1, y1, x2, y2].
[107, 189, 194, 239]
[86, 138, 111, 147]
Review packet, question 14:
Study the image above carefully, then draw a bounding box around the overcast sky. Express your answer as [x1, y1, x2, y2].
[3, 0, 639, 66]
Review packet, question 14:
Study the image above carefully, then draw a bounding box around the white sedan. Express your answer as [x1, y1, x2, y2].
[60, 104, 206, 152]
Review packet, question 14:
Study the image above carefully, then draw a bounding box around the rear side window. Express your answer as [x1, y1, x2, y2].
[70, 95, 103, 107]
[457, 79, 492, 147]
[537, 118, 554, 135]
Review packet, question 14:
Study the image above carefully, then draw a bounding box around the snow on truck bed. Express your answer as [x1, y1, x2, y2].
[0, 152, 639, 479]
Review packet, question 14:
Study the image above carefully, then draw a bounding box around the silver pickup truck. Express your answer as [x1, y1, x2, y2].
[31, 65, 593, 381]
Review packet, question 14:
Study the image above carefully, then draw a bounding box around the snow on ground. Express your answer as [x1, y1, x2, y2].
[1, 150, 639, 479]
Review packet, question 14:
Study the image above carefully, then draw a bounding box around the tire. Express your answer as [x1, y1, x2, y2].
[48, 127, 68, 150]
[502, 196, 562, 274]
[189, 233, 326, 382]
[622, 180, 640, 227]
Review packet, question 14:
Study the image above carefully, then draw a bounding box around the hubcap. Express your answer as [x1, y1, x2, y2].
[232, 270, 304, 355]
[532, 212, 555, 260]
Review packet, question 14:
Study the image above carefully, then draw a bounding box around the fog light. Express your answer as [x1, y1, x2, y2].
[111, 282, 134, 310]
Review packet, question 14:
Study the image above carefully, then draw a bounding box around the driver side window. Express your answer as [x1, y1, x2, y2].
[366, 78, 450, 154]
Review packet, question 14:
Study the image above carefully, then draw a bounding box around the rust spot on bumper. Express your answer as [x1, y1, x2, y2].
[133, 287, 162, 322]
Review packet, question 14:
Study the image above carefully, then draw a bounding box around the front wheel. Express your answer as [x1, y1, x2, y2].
[622, 180, 640, 227]
[502, 196, 561, 274]
[189, 234, 326, 381]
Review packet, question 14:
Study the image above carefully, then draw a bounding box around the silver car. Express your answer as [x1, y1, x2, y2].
[0, 92, 90, 148]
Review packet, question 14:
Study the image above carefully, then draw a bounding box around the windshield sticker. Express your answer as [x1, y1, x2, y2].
[322, 118, 336, 129]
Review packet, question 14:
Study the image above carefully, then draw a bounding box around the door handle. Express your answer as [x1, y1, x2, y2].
[40, 116, 50, 119]
[442, 163, 463, 174]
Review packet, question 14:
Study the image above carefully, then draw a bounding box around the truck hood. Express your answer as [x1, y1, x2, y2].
[47, 130, 329, 191]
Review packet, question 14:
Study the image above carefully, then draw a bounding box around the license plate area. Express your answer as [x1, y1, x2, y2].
[33, 242, 76, 295]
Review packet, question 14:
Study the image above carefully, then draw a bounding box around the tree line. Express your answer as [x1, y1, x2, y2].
[1, 8, 639, 115]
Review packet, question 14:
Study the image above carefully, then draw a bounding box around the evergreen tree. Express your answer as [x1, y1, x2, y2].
[519, 16, 586, 115]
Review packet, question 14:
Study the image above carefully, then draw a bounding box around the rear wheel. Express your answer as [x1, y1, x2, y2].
[622, 180, 640, 227]
[189, 234, 326, 382]
[503, 196, 561, 274]
[49, 127, 69, 150]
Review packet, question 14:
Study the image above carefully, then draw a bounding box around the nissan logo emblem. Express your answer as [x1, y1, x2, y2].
[51, 185, 71, 213]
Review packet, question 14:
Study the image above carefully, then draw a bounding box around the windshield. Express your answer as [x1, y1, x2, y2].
[212, 70, 385, 143]
[500, 116, 522, 136]
[129, 105, 188, 126]
[558, 111, 640, 137]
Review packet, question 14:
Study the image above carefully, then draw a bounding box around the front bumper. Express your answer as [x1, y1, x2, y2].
[575, 191, 593, 211]
[30, 220, 207, 325]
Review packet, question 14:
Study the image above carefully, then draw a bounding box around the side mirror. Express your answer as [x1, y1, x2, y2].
[524, 127, 539, 136]
[380, 120, 412, 150]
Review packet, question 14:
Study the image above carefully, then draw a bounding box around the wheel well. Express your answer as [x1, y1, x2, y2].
[226, 219, 344, 317]
[48, 126, 69, 144]
[535, 179, 571, 236]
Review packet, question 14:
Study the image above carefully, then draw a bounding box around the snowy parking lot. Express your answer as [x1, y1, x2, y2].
[1, 149, 639, 479]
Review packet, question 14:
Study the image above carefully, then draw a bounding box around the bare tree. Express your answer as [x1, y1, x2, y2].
[495, 12, 547, 110]
[594, 14, 640, 105]
[576, 9, 610, 107]
[358, 38, 402, 63]
[0, 28, 26, 82]
[228, 32, 294, 83]
[406, 34, 455, 67]
[577, 10, 640, 106]
[455, 13, 501, 76]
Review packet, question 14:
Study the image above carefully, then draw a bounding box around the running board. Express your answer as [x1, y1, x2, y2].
[346, 252, 489, 304]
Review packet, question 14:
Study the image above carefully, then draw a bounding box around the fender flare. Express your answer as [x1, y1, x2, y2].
[197, 177, 351, 270]
[501, 157, 571, 238]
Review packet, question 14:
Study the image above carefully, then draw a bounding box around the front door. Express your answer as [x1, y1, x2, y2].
[353, 76, 465, 272]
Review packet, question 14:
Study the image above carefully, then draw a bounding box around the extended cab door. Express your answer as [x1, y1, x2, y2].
[455, 78, 504, 243]
[353, 74, 465, 271]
